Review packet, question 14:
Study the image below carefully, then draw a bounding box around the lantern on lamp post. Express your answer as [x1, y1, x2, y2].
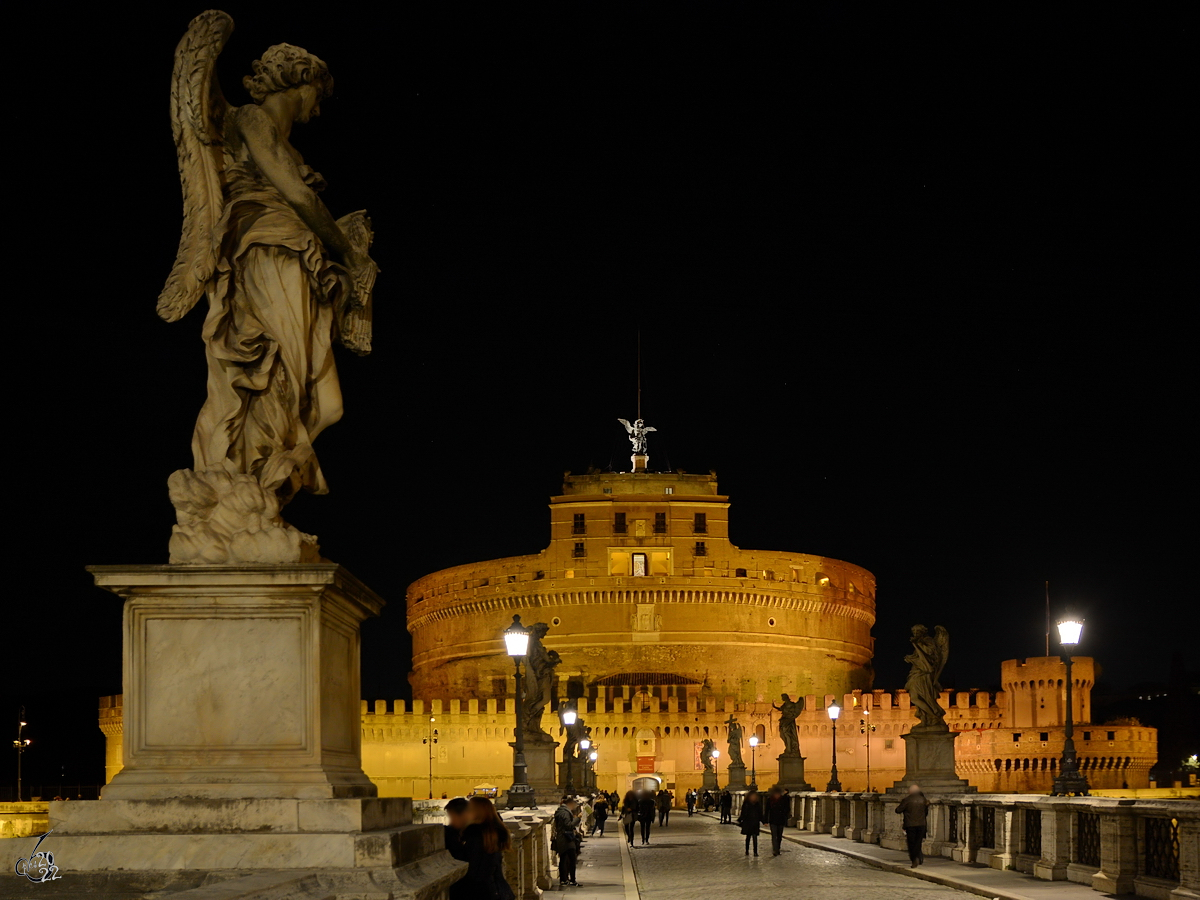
[748, 734, 759, 791]
[1050, 617, 1090, 797]
[825, 703, 842, 792]
[503, 615, 537, 808]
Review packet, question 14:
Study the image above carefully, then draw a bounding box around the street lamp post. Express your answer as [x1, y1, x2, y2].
[504, 615, 537, 808]
[588, 748, 598, 791]
[748, 735, 759, 791]
[825, 703, 842, 792]
[560, 702, 578, 794]
[423, 716, 438, 799]
[1051, 618, 1090, 797]
[712, 748, 721, 789]
[860, 711, 876, 792]
[13, 708, 30, 803]
[579, 734, 592, 792]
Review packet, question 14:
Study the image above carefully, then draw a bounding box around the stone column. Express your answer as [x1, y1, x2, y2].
[989, 805, 1017, 871]
[1033, 801, 1071, 881]
[846, 796, 868, 841]
[1093, 805, 1137, 895]
[862, 794, 884, 845]
[951, 801, 975, 863]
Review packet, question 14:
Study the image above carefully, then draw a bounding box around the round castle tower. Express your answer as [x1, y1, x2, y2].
[406, 469, 876, 703]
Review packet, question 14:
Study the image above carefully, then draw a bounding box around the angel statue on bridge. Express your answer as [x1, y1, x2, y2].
[158, 11, 379, 565]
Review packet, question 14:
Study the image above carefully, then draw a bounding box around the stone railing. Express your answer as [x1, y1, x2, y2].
[0, 802, 49, 839]
[790, 791, 1200, 900]
[411, 800, 553, 899]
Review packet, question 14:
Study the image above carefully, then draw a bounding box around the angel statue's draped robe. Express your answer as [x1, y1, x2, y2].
[194, 158, 346, 501]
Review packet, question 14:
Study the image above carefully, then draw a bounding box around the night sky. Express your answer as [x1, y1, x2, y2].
[6, 7, 1194, 790]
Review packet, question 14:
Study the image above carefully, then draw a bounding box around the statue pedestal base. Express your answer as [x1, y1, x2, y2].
[90, 564, 381, 800]
[776, 754, 814, 793]
[725, 764, 748, 791]
[510, 740, 560, 805]
[702, 770, 718, 791]
[631, 454, 648, 473]
[557, 759, 581, 795]
[889, 729, 976, 794]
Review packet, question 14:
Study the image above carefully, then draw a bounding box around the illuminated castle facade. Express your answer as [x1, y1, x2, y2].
[97, 467, 1156, 798]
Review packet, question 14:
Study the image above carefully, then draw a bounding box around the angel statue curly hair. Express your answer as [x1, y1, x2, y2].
[243, 43, 334, 103]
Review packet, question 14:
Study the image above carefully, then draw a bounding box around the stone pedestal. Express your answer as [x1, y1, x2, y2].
[512, 739, 560, 804]
[557, 758, 581, 794]
[777, 754, 814, 792]
[890, 728, 975, 794]
[632, 453, 648, 473]
[31, 564, 465, 895]
[90, 564, 381, 800]
[725, 763, 748, 790]
[702, 770, 718, 791]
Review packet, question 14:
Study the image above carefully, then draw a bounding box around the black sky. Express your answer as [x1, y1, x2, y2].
[5, 6, 1194, 788]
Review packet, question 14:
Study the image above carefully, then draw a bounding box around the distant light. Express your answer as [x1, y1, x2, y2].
[828, 704, 841, 721]
[580, 738, 591, 750]
[712, 749, 720, 759]
[589, 751, 598, 761]
[1057, 619, 1084, 646]
[749, 736, 759, 747]
[561, 706, 578, 726]
[19, 721, 27, 727]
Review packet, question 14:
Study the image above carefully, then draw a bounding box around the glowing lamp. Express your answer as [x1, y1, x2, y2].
[712, 749, 720, 759]
[1057, 619, 1083, 646]
[503, 615, 530, 657]
[580, 737, 591, 750]
[561, 705, 577, 726]
[589, 750, 598, 762]
[748, 736, 759, 747]
[828, 703, 841, 721]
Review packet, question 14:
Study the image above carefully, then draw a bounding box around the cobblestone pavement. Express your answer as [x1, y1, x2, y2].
[628, 815, 981, 899]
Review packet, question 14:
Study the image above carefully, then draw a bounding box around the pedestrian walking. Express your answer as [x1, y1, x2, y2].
[895, 783, 930, 867]
[456, 796, 515, 900]
[719, 789, 733, 824]
[620, 790, 638, 846]
[553, 796, 580, 887]
[738, 791, 763, 856]
[592, 796, 608, 836]
[686, 789, 697, 816]
[763, 787, 790, 856]
[636, 790, 656, 844]
[656, 788, 673, 826]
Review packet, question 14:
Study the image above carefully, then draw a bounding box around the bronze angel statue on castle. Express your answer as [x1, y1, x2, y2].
[158, 11, 379, 565]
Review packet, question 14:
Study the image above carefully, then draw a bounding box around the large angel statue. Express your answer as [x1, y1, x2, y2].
[617, 418, 656, 455]
[158, 11, 379, 565]
[904, 624, 950, 730]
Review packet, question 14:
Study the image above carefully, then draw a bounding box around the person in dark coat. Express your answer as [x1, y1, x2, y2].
[763, 788, 790, 856]
[444, 796, 471, 863]
[452, 796, 514, 900]
[656, 789, 673, 826]
[686, 789, 697, 816]
[719, 789, 733, 824]
[895, 784, 930, 867]
[591, 795, 608, 836]
[553, 797, 579, 887]
[620, 791, 638, 846]
[737, 791, 763, 856]
[636, 791, 657, 844]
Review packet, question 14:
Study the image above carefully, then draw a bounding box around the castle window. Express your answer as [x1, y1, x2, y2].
[1107, 731, 1115, 741]
[1013, 733, 1021, 743]
[573, 542, 585, 558]
[693, 513, 707, 533]
[1084, 731, 1091, 741]
[573, 513, 586, 535]
[735, 568, 747, 578]
[614, 512, 627, 534]
[632, 553, 647, 576]
[664, 487, 673, 494]
[654, 512, 667, 534]
[884, 739, 894, 750]
[1040, 732, 1049, 742]
[603, 487, 612, 494]
[694, 541, 707, 556]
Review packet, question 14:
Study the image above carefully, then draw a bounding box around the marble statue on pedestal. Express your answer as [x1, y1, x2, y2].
[724, 714, 745, 767]
[158, 10, 380, 565]
[773, 694, 803, 756]
[904, 625, 950, 730]
[521, 622, 561, 741]
[618, 417, 656, 455]
[700, 739, 717, 773]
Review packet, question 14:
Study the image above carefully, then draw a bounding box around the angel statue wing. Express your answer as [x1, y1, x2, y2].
[644, 426, 657, 434]
[933, 625, 950, 687]
[618, 418, 633, 433]
[156, 10, 234, 323]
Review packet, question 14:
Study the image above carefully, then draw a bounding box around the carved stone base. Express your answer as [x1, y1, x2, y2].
[725, 764, 748, 790]
[168, 467, 321, 565]
[702, 770, 718, 791]
[510, 741, 560, 805]
[89, 564, 381, 800]
[889, 728, 975, 794]
[631, 454, 648, 473]
[776, 754, 815, 792]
